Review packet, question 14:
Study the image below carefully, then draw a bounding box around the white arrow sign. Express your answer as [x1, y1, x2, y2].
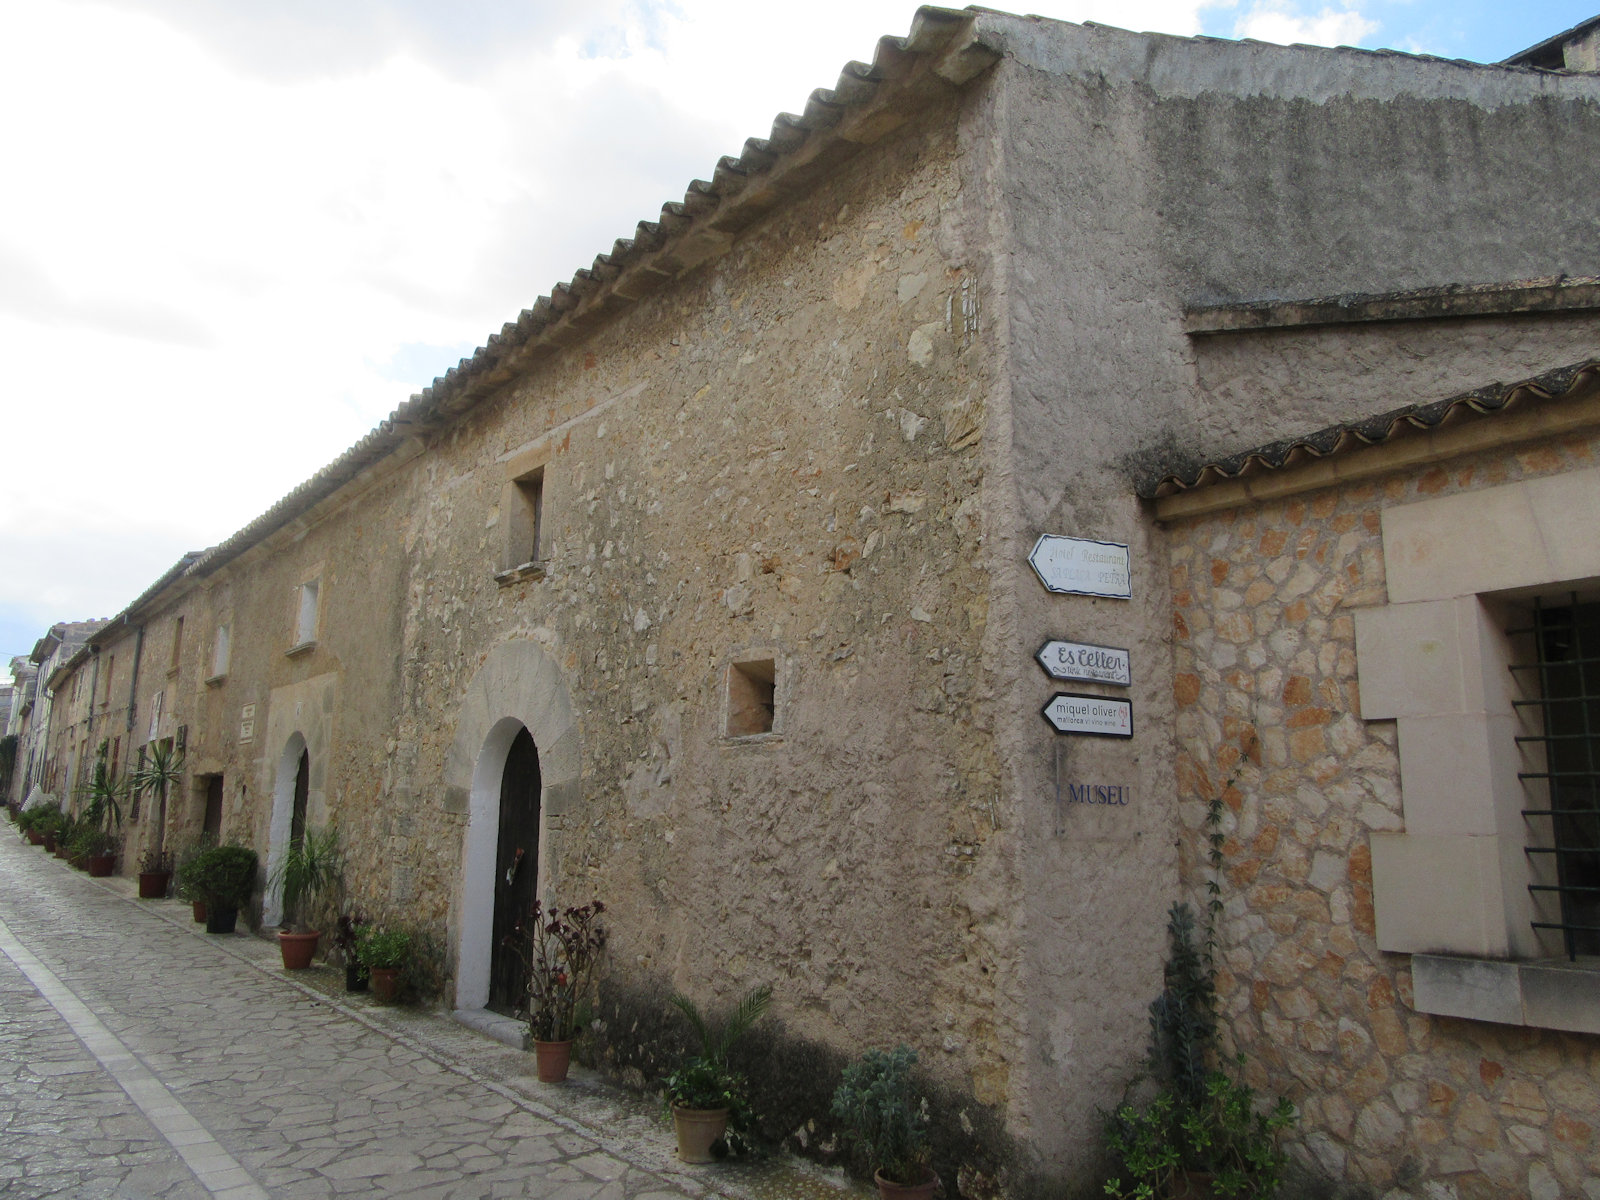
[1037, 639, 1131, 686]
[1042, 692, 1134, 738]
[1028, 535, 1131, 599]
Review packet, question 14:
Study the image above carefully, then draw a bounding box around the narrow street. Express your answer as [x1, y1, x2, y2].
[0, 832, 852, 1200]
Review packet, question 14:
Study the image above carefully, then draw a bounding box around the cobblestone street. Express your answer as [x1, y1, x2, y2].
[0, 832, 857, 1200]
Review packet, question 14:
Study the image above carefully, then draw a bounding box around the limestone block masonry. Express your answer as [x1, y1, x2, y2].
[1169, 430, 1600, 1199]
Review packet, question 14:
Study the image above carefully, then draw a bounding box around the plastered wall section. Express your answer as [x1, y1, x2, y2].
[973, 21, 1600, 1177]
[1168, 433, 1600, 1200]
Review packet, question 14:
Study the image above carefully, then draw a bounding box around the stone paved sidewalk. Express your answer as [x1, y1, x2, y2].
[0, 831, 862, 1200]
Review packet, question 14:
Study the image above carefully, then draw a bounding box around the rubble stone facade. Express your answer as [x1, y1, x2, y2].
[20, 9, 1600, 1197]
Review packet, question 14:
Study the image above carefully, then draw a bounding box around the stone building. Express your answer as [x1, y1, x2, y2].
[11, 620, 105, 807]
[29, 7, 1600, 1197]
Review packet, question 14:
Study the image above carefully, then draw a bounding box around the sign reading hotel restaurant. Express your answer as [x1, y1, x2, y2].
[1042, 692, 1133, 738]
[1037, 639, 1131, 687]
[1028, 535, 1131, 599]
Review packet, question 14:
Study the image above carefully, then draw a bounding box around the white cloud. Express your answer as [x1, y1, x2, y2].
[1232, 1, 1379, 47]
[0, 0, 1248, 659]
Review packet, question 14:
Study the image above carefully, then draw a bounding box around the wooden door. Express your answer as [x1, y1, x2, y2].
[203, 775, 223, 839]
[488, 728, 541, 1016]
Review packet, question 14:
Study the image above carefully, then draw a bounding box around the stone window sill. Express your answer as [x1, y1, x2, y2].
[204, 673, 227, 688]
[1410, 953, 1600, 1035]
[721, 732, 783, 747]
[495, 561, 547, 587]
[285, 640, 317, 659]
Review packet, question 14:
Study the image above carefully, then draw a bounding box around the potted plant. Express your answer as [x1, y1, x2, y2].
[77, 761, 124, 877]
[268, 826, 342, 969]
[174, 832, 218, 921]
[519, 900, 607, 1082]
[355, 925, 411, 1002]
[1103, 904, 1296, 1200]
[56, 813, 81, 860]
[832, 1045, 937, 1199]
[185, 844, 258, 933]
[664, 984, 771, 1163]
[137, 845, 175, 898]
[17, 802, 56, 846]
[334, 909, 370, 991]
[32, 803, 67, 852]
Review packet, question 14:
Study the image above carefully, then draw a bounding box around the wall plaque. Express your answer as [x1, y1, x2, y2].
[1037, 639, 1131, 686]
[1042, 691, 1133, 738]
[1028, 535, 1131, 599]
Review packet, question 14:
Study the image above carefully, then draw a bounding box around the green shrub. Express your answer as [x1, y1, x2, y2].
[174, 833, 218, 902]
[1105, 1067, 1295, 1199]
[1103, 905, 1296, 1200]
[185, 845, 258, 909]
[831, 1045, 932, 1186]
[354, 925, 411, 970]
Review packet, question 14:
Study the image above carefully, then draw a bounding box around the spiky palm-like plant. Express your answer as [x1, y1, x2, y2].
[665, 983, 772, 1144]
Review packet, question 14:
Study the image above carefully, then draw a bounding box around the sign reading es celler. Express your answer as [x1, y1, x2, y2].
[1037, 639, 1131, 687]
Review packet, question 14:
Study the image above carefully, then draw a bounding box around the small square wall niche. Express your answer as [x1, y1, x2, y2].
[725, 659, 776, 737]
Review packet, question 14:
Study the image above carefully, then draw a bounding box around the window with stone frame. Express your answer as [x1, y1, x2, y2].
[209, 623, 230, 681]
[293, 579, 320, 649]
[1511, 596, 1600, 959]
[495, 444, 552, 582]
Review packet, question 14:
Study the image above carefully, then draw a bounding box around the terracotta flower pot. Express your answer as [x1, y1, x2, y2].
[533, 1039, 573, 1083]
[369, 966, 401, 1002]
[25, 829, 44, 846]
[671, 1106, 729, 1163]
[138, 870, 172, 899]
[278, 930, 321, 970]
[41, 832, 57, 852]
[874, 1169, 938, 1200]
[87, 854, 115, 877]
[192, 901, 207, 923]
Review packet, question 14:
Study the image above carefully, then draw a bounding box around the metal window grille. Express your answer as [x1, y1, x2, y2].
[1511, 596, 1600, 959]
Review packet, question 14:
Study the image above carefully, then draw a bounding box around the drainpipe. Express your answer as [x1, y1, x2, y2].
[85, 647, 102, 759]
[126, 622, 145, 737]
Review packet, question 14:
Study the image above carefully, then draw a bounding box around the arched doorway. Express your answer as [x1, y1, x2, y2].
[447, 640, 580, 1013]
[488, 727, 541, 1016]
[264, 732, 309, 927]
[290, 748, 309, 851]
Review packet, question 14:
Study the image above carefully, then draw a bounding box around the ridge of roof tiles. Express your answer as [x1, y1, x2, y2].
[1141, 358, 1600, 499]
[171, 5, 1595, 593]
[183, 4, 988, 585]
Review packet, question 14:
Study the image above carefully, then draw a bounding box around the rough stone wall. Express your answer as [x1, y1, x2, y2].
[134, 92, 1022, 1175]
[186, 464, 414, 917]
[389, 93, 1008, 1089]
[1168, 436, 1600, 1199]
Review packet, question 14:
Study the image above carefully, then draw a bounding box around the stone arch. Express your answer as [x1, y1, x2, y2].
[263, 730, 309, 927]
[445, 638, 580, 1012]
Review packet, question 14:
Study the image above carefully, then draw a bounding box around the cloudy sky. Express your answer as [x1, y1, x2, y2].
[1, 0, 1593, 678]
